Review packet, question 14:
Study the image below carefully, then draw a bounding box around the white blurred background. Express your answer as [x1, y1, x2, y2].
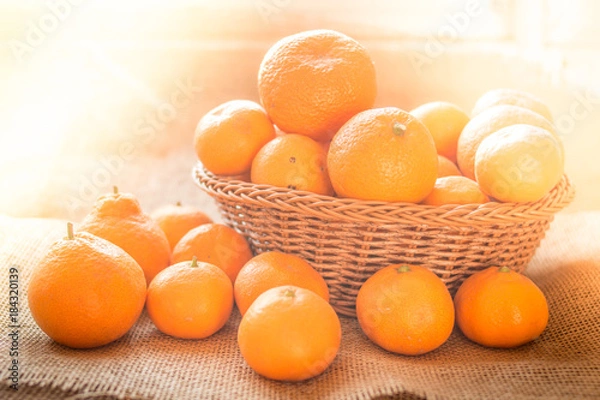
[0, 0, 599, 219]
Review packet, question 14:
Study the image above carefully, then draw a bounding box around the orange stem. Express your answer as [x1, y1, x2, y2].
[67, 222, 74, 240]
[396, 265, 411, 273]
[393, 122, 406, 136]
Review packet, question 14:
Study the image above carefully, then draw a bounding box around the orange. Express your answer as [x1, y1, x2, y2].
[28, 223, 146, 349]
[327, 107, 438, 202]
[258, 29, 377, 142]
[194, 100, 276, 175]
[251, 134, 334, 196]
[410, 101, 470, 163]
[421, 176, 490, 206]
[474, 124, 564, 203]
[151, 202, 212, 251]
[456, 104, 558, 180]
[172, 223, 253, 283]
[356, 264, 454, 355]
[437, 155, 462, 178]
[454, 266, 549, 348]
[472, 88, 554, 122]
[78, 187, 171, 286]
[234, 251, 329, 316]
[146, 257, 233, 339]
[238, 285, 341, 381]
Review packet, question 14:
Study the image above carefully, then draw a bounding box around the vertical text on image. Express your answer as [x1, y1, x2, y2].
[7, 266, 20, 390]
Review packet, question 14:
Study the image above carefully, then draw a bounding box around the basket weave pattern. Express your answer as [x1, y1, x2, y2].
[194, 164, 575, 317]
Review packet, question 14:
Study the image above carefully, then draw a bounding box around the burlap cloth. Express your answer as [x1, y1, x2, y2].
[1, 212, 599, 399]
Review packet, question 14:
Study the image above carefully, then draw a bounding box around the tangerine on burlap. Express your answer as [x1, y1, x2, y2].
[2, 213, 600, 399]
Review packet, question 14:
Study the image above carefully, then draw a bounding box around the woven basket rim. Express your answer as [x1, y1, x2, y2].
[193, 163, 575, 227]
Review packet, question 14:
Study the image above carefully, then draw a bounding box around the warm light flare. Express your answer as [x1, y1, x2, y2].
[0, 0, 227, 216]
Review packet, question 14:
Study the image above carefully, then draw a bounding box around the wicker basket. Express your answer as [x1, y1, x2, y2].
[193, 164, 575, 317]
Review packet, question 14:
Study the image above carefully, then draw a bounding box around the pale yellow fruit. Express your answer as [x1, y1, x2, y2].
[456, 104, 560, 180]
[474, 124, 564, 203]
[472, 88, 554, 122]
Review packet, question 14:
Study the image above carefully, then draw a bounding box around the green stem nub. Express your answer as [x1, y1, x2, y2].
[113, 186, 119, 194]
[190, 256, 198, 268]
[284, 288, 296, 298]
[393, 122, 406, 136]
[67, 222, 74, 240]
[396, 265, 411, 273]
[498, 266, 511, 273]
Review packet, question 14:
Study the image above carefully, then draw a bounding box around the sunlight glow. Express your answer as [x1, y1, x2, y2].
[0, 0, 206, 166]
[0, 0, 221, 205]
[2, 61, 89, 163]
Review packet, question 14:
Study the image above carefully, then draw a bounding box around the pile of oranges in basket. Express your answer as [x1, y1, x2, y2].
[28, 29, 562, 383]
[195, 29, 564, 206]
